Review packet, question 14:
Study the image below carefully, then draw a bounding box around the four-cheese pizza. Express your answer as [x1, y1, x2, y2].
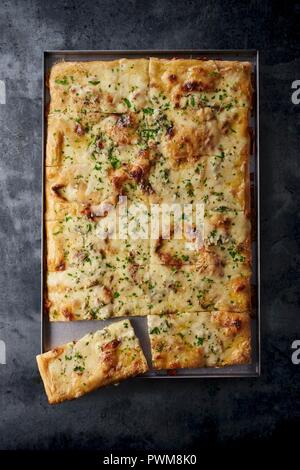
[42, 57, 253, 386]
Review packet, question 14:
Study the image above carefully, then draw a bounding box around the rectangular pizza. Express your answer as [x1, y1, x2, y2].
[36, 320, 148, 403]
[44, 56, 253, 373]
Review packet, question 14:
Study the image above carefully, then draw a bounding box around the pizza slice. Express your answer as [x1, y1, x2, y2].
[150, 207, 251, 263]
[46, 212, 149, 272]
[199, 150, 250, 212]
[46, 259, 150, 321]
[148, 310, 251, 369]
[37, 320, 148, 404]
[49, 58, 150, 116]
[45, 119, 158, 219]
[46, 112, 143, 167]
[45, 161, 154, 221]
[144, 106, 250, 162]
[45, 164, 116, 220]
[149, 58, 252, 110]
[148, 150, 249, 211]
[145, 104, 250, 211]
[150, 230, 250, 269]
[148, 263, 251, 315]
[204, 209, 251, 246]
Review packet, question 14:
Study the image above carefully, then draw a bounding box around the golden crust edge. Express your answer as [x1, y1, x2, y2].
[36, 324, 149, 404]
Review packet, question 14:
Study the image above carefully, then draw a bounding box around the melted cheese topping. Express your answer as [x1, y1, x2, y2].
[37, 320, 148, 403]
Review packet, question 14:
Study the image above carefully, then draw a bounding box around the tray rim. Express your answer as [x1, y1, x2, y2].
[41, 49, 260, 379]
[44, 48, 258, 53]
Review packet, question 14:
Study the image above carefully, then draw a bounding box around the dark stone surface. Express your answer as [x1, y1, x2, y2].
[0, 0, 299, 452]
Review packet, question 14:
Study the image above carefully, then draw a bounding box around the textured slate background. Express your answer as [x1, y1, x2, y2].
[0, 0, 299, 453]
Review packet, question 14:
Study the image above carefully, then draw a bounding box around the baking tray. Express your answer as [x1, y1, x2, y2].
[42, 50, 260, 378]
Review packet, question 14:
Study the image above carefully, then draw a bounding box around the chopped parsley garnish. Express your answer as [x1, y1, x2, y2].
[90, 309, 99, 319]
[223, 102, 233, 110]
[208, 71, 220, 77]
[185, 181, 194, 197]
[143, 107, 154, 115]
[55, 77, 68, 85]
[215, 151, 225, 160]
[73, 365, 85, 373]
[195, 336, 204, 346]
[108, 146, 121, 169]
[123, 98, 132, 108]
[195, 163, 204, 174]
[139, 127, 159, 142]
[161, 168, 170, 182]
[228, 246, 245, 263]
[150, 327, 160, 335]
[94, 162, 102, 171]
[215, 206, 229, 212]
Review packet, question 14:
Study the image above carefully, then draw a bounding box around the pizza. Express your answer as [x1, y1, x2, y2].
[43, 57, 252, 376]
[36, 320, 148, 403]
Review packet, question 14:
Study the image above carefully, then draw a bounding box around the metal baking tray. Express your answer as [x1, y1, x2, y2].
[42, 50, 260, 378]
